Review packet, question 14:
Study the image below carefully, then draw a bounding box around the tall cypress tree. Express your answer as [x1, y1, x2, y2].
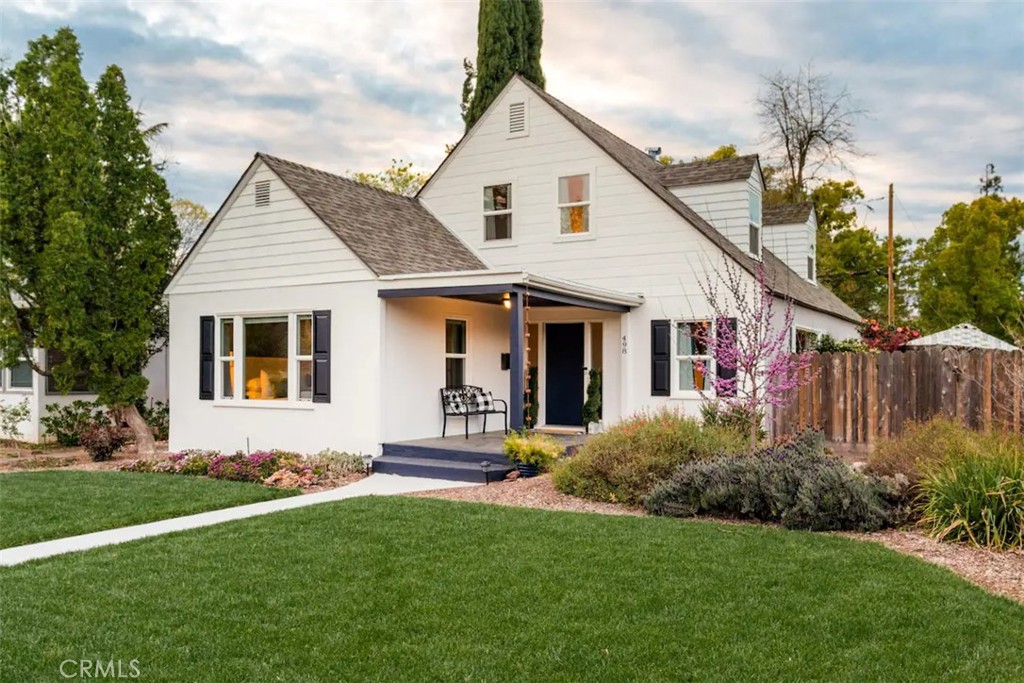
[1, 29, 179, 453]
[463, 0, 545, 130]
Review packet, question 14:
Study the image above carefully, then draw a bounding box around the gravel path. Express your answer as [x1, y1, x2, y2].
[411, 474, 1023, 603]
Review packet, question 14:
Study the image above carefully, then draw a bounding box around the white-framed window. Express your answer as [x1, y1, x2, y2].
[794, 328, 819, 353]
[674, 320, 714, 394]
[749, 190, 762, 256]
[807, 242, 816, 281]
[8, 358, 33, 390]
[445, 318, 467, 389]
[749, 189, 762, 224]
[558, 174, 590, 235]
[216, 313, 312, 402]
[483, 184, 512, 241]
[296, 314, 313, 401]
[219, 318, 235, 399]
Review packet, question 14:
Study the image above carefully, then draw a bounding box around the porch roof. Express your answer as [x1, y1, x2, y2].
[377, 270, 644, 312]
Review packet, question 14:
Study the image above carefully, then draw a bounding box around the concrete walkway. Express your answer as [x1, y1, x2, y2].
[0, 474, 476, 567]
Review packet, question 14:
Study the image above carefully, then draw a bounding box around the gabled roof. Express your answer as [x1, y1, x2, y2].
[655, 155, 760, 187]
[258, 154, 484, 276]
[515, 77, 858, 323]
[764, 203, 814, 226]
[906, 323, 1020, 351]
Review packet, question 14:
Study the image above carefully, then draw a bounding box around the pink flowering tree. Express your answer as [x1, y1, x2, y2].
[693, 260, 813, 449]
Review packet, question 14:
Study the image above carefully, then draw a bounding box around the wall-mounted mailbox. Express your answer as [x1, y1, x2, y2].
[500, 353, 511, 370]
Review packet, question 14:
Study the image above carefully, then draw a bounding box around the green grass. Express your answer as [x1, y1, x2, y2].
[0, 471, 298, 548]
[2, 498, 1022, 682]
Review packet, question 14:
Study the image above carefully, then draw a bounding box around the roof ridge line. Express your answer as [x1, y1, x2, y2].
[256, 151, 424, 205]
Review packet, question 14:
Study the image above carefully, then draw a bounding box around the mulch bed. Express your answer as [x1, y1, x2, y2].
[411, 474, 1024, 604]
[0, 443, 168, 473]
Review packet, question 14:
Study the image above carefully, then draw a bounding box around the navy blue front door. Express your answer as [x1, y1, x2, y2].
[545, 323, 585, 426]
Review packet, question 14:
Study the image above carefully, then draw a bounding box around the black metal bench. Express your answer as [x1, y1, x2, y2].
[440, 385, 508, 439]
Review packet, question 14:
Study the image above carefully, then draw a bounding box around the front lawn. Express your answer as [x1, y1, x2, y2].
[2, 497, 1022, 682]
[0, 471, 298, 549]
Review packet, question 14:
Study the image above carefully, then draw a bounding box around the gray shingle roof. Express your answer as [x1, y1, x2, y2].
[258, 153, 485, 276]
[764, 203, 814, 226]
[655, 155, 760, 187]
[906, 323, 1020, 351]
[517, 78, 859, 323]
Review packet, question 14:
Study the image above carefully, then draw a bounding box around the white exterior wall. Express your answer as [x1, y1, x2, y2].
[764, 213, 817, 282]
[382, 297, 511, 442]
[0, 348, 168, 444]
[667, 166, 762, 258]
[167, 158, 379, 455]
[790, 301, 859, 344]
[168, 280, 381, 455]
[170, 161, 369, 295]
[419, 79, 762, 422]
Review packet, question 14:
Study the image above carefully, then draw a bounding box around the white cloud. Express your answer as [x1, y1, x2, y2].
[5, 0, 1021, 242]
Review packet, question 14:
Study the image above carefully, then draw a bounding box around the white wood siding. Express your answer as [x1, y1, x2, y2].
[668, 171, 761, 258]
[764, 214, 816, 282]
[170, 162, 372, 295]
[419, 79, 763, 419]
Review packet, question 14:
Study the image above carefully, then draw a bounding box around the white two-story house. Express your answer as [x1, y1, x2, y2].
[165, 75, 859, 475]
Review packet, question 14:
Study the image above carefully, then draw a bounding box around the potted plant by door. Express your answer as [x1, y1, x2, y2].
[502, 431, 564, 478]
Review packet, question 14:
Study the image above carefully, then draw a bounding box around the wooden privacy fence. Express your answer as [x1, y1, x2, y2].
[772, 348, 1024, 446]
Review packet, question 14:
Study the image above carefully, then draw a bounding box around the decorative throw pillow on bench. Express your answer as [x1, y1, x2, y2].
[476, 391, 495, 412]
[445, 397, 468, 415]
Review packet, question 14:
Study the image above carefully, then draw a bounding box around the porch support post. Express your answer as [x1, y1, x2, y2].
[509, 290, 524, 431]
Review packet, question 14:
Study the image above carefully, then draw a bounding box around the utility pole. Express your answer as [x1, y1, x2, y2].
[887, 183, 895, 325]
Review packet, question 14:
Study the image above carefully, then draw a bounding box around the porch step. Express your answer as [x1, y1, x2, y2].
[372, 455, 514, 483]
[381, 442, 513, 465]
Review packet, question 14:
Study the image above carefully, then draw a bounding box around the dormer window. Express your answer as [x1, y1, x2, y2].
[748, 189, 762, 256]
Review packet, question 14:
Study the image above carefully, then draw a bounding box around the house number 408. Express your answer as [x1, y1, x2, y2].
[621, 335, 628, 355]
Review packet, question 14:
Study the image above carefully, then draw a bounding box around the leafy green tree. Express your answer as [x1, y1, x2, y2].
[351, 159, 429, 197]
[915, 195, 1024, 341]
[0, 28, 179, 453]
[463, 0, 545, 130]
[810, 180, 915, 320]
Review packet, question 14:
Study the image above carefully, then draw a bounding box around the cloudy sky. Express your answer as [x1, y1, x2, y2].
[2, 0, 1022, 240]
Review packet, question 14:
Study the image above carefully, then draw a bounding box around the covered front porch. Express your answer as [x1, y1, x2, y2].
[376, 270, 642, 480]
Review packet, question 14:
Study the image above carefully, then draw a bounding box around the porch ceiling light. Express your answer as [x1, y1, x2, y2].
[502, 292, 511, 310]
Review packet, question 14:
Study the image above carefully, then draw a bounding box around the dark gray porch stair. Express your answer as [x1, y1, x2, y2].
[375, 440, 514, 483]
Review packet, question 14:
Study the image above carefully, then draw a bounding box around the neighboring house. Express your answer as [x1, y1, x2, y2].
[165, 75, 859, 458]
[0, 348, 168, 443]
[907, 323, 1021, 351]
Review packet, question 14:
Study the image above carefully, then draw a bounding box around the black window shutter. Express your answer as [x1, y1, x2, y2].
[651, 320, 671, 396]
[716, 317, 738, 397]
[199, 316, 214, 400]
[312, 310, 331, 403]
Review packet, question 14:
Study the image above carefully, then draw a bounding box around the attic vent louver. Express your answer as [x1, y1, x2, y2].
[508, 101, 527, 136]
[254, 180, 271, 207]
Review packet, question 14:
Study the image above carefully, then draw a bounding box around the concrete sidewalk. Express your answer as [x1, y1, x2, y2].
[0, 474, 476, 567]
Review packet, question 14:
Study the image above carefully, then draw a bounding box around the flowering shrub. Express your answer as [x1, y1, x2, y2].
[40, 400, 107, 446]
[645, 430, 892, 531]
[858, 319, 921, 352]
[120, 448, 365, 489]
[551, 408, 746, 505]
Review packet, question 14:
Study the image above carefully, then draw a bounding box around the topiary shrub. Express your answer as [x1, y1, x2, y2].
[645, 430, 891, 531]
[79, 423, 131, 461]
[551, 408, 747, 506]
[39, 400, 107, 447]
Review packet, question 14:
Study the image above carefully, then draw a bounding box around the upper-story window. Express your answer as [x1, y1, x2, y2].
[558, 174, 590, 235]
[748, 189, 762, 256]
[807, 242, 816, 281]
[483, 184, 512, 241]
